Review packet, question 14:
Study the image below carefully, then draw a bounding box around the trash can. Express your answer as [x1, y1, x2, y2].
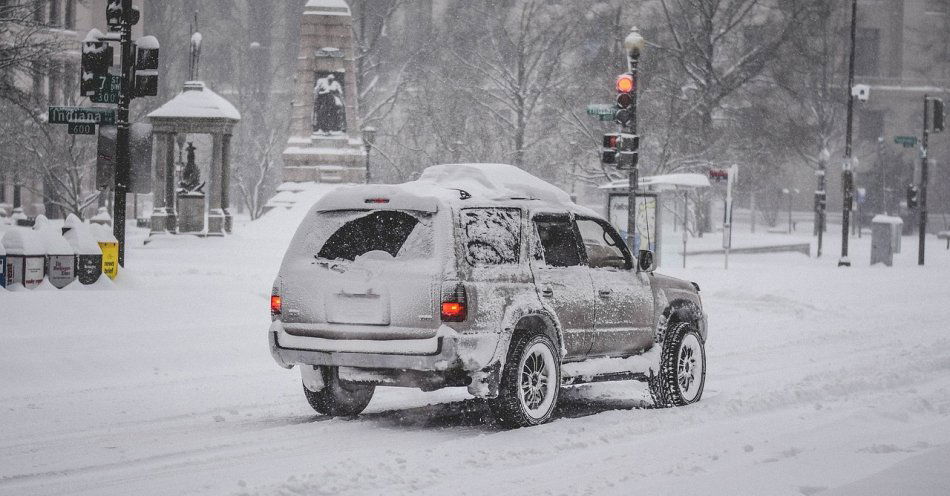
[91, 223, 119, 279]
[62, 214, 103, 285]
[33, 215, 76, 289]
[1, 227, 46, 289]
[871, 215, 903, 267]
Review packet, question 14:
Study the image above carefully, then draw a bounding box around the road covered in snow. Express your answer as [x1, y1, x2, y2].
[1, 208, 950, 496]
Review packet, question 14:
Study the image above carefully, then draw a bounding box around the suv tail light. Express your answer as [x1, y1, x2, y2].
[441, 283, 467, 322]
[271, 294, 281, 317]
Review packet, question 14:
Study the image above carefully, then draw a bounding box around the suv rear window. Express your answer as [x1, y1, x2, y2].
[460, 208, 522, 265]
[306, 210, 432, 262]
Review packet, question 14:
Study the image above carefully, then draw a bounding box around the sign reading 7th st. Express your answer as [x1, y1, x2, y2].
[48, 106, 116, 126]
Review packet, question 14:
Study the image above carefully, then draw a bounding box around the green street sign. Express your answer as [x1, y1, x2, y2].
[67, 122, 96, 135]
[48, 106, 116, 126]
[587, 103, 617, 121]
[90, 75, 121, 104]
[894, 135, 918, 148]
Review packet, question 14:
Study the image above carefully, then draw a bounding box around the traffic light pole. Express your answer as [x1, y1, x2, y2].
[918, 95, 930, 266]
[625, 55, 639, 254]
[839, 0, 857, 267]
[113, 0, 133, 267]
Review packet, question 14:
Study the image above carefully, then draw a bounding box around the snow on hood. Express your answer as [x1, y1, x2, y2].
[33, 215, 75, 255]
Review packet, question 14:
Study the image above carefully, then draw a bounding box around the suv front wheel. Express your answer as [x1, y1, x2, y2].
[488, 331, 561, 428]
[650, 322, 706, 408]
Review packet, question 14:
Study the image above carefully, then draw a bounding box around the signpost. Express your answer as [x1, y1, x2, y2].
[91, 75, 122, 104]
[48, 106, 116, 126]
[894, 135, 917, 148]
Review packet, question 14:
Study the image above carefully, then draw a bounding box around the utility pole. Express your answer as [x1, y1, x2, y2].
[839, 0, 857, 267]
[919, 96, 931, 266]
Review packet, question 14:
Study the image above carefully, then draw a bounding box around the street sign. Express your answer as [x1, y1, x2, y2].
[91, 75, 121, 104]
[48, 106, 116, 126]
[894, 135, 917, 148]
[68, 122, 96, 135]
[587, 103, 617, 121]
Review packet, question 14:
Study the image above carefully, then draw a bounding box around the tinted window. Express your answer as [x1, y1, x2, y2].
[317, 210, 429, 261]
[461, 208, 522, 265]
[534, 216, 581, 267]
[576, 218, 630, 270]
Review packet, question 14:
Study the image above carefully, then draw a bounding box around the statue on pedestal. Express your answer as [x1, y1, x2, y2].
[312, 71, 346, 134]
[178, 141, 205, 194]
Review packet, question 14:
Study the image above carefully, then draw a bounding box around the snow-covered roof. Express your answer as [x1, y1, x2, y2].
[312, 163, 577, 213]
[305, 0, 351, 16]
[600, 173, 711, 191]
[148, 81, 241, 121]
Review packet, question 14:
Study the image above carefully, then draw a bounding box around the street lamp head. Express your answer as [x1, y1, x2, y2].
[624, 28, 645, 57]
[362, 126, 377, 147]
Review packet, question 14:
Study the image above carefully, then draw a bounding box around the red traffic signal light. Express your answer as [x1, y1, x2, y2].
[603, 133, 619, 149]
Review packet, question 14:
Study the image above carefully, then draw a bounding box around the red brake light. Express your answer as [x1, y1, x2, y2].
[364, 198, 390, 204]
[270, 295, 281, 316]
[441, 302, 466, 322]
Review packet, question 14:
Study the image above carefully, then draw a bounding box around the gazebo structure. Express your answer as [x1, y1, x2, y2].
[147, 34, 240, 236]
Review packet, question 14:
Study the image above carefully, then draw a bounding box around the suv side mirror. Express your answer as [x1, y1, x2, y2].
[638, 250, 656, 272]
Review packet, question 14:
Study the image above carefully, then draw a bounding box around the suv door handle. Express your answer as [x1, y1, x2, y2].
[541, 287, 554, 297]
[598, 289, 613, 297]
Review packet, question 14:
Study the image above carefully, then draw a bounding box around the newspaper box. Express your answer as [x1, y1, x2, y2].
[34, 215, 76, 289]
[91, 224, 119, 279]
[1, 227, 46, 289]
[62, 214, 103, 285]
[0, 236, 6, 288]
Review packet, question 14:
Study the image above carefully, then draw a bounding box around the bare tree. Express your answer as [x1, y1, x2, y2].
[0, 1, 67, 106]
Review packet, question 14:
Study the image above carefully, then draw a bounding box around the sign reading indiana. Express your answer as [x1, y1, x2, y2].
[48, 106, 116, 126]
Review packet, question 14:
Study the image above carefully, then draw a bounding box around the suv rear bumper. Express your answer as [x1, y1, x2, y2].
[269, 320, 476, 372]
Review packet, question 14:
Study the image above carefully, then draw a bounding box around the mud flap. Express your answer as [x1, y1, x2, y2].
[301, 365, 327, 392]
[467, 361, 502, 398]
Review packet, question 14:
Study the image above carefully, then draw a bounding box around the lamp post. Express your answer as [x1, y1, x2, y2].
[839, 0, 858, 267]
[622, 28, 645, 254]
[362, 126, 376, 184]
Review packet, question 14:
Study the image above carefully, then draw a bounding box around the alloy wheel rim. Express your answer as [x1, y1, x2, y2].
[677, 334, 703, 402]
[518, 342, 556, 418]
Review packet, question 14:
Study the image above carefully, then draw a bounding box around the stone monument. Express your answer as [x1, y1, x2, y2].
[282, 0, 366, 184]
[177, 142, 206, 234]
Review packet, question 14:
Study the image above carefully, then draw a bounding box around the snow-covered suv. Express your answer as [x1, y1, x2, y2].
[269, 164, 707, 427]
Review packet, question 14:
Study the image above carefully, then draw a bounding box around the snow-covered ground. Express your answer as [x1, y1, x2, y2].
[2, 206, 950, 496]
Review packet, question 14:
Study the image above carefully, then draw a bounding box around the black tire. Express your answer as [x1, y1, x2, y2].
[487, 331, 560, 428]
[650, 322, 706, 408]
[302, 366, 375, 417]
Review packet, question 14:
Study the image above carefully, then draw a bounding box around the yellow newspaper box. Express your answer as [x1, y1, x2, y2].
[91, 224, 119, 279]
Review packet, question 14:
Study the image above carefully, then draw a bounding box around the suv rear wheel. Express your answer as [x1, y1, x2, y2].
[488, 331, 560, 428]
[303, 366, 375, 417]
[650, 322, 706, 408]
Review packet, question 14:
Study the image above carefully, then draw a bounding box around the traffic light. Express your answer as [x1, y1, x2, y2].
[133, 36, 160, 97]
[615, 73, 636, 126]
[906, 184, 919, 209]
[601, 133, 619, 165]
[81, 37, 113, 96]
[106, 1, 139, 31]
[932, 98, 944, 133]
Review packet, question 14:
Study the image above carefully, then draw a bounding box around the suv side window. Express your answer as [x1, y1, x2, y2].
[533, 215, 583, 267]
[460, 208, 522, 265]
[575, 218, 631, 270]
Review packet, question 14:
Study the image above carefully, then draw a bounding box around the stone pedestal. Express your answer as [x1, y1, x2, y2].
[281, 0, 367, 185]
[177, 192, 206, 234]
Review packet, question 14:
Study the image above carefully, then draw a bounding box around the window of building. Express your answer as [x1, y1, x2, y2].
[64, 0, 75, 29]
[47, 61, 62, 105]
[48, 0, 60, 27]
[854, 28, 880, 77]
[31, 61, 45, 104]
[63, 60, 76, 104]
[33, 0, 46, 23]
[859, 109, 884, 142]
